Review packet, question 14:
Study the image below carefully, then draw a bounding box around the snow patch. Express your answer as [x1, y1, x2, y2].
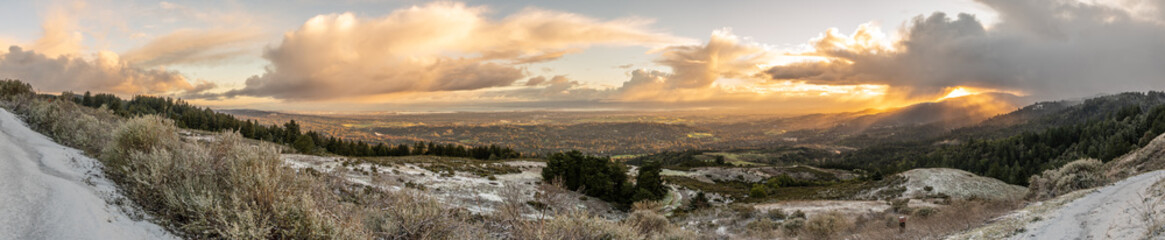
[0, 109, 175, 239]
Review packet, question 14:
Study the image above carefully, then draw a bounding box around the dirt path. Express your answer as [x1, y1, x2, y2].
[660, 186, 683, 216]
[0, 109, 174, 240]
[1017, 170, 1165, 240]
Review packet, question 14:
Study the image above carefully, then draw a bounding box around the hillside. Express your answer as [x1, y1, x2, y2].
[827, 91, 1165, 185]
[950, 133, 1165, 239]
[0, 109, 174, 239]
[860, 168, 1027, 201]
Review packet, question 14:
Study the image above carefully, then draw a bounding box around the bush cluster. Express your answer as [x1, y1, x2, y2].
[1027, 158, 1106, 200]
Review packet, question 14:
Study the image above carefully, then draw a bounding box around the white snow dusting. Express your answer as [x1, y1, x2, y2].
[0, 109, 175, 240]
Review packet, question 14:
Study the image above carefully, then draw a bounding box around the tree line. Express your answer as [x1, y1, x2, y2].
[58, 89, 520, 160]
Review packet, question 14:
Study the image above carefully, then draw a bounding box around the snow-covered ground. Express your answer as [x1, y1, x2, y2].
[754, 200, 890, 217]
[1016, 170, 1165, 240]
[0, 109, 175, 240]
[861, 168, 1027, 201]
[281, 154, 619, 217]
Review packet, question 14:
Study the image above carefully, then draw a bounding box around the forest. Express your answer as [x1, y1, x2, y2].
[826, 92, 1165, 185]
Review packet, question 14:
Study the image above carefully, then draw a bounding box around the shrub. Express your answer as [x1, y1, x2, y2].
[747, 218, 780, 233]
[625, 210, 670, 236]
[633, 200, 663, 212]
[890, 198, 911, 214]
[915, 207, 939, 217]
[101, 116, 364, 239]
[783, 218, 805, 235]
[732, 204, 757, 219]
[688, 191, 711, 210]
[766, 208, 788, 220]
[517, 210, 642, 240]
[0, 79, 32, 98]
[791, 209, 807, 219]
[367, 190, 487, 239]
[750, 184, 768, 199]
[1027, 158, 1106, 200]
[803, 211, 853, 239]
[21, 98, 118, 154]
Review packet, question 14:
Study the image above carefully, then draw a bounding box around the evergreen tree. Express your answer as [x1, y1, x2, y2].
[293, 135, 315, 154]
[633, 161, 666, 201]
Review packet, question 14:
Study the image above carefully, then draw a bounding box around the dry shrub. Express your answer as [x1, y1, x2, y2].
[730, 204, 756, 219]
[889, 198, 911, 214]
[847, 199, 1021, 240]
[633, 200, 663, 212]
[102, 116, 365, 239]
[746, 218, 780, 238]
[22, 98, 118, 154]
[1027, 158, 1105, 200]
[520, 210, 642, 240]
[366, 190, 487, 239]
[790, 209, 807, 219]
[914, 207, 939, 217]
[782, 218, 805, 235]
[765, 209, 787, 220]
[802, 211, 852, 239]
[626, 210, 670, 237]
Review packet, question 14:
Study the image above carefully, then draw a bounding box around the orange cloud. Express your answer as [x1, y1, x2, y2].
[31, 2, 85, 58]
[218, 2, 688, 101]
[0, 47, 209, 95]
[0, 1, 215, 96]
[122, 28, 262, 67]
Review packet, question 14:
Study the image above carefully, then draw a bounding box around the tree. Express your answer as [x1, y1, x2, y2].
[633, 161, 666, 201]
[293, 134, 315, 154]
[283, 120, 301, 144]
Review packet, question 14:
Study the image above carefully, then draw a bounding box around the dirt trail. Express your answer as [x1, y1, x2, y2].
[0, 109, 174, 240]
[1017, 170, 1165, 240]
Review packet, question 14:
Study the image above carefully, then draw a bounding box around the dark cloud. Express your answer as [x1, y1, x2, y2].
[766, 0, 1165, 99]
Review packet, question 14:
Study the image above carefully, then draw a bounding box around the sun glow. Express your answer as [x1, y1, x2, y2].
[939, 87, 976, 100]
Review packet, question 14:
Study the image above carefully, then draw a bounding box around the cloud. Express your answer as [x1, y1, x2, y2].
[31, 3, 85, 58]
[219, 2, 687, 101]
[765, 0, 1165, 100]
[609, 30, 777, 101]
[0, 46, 211, 95]
[121, 28, 262, 67]
[0, 1, 216, 97]
[652, 30, 774, 89]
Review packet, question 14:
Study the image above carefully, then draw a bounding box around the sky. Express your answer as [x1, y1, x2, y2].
[0, 0, 1163, 114]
